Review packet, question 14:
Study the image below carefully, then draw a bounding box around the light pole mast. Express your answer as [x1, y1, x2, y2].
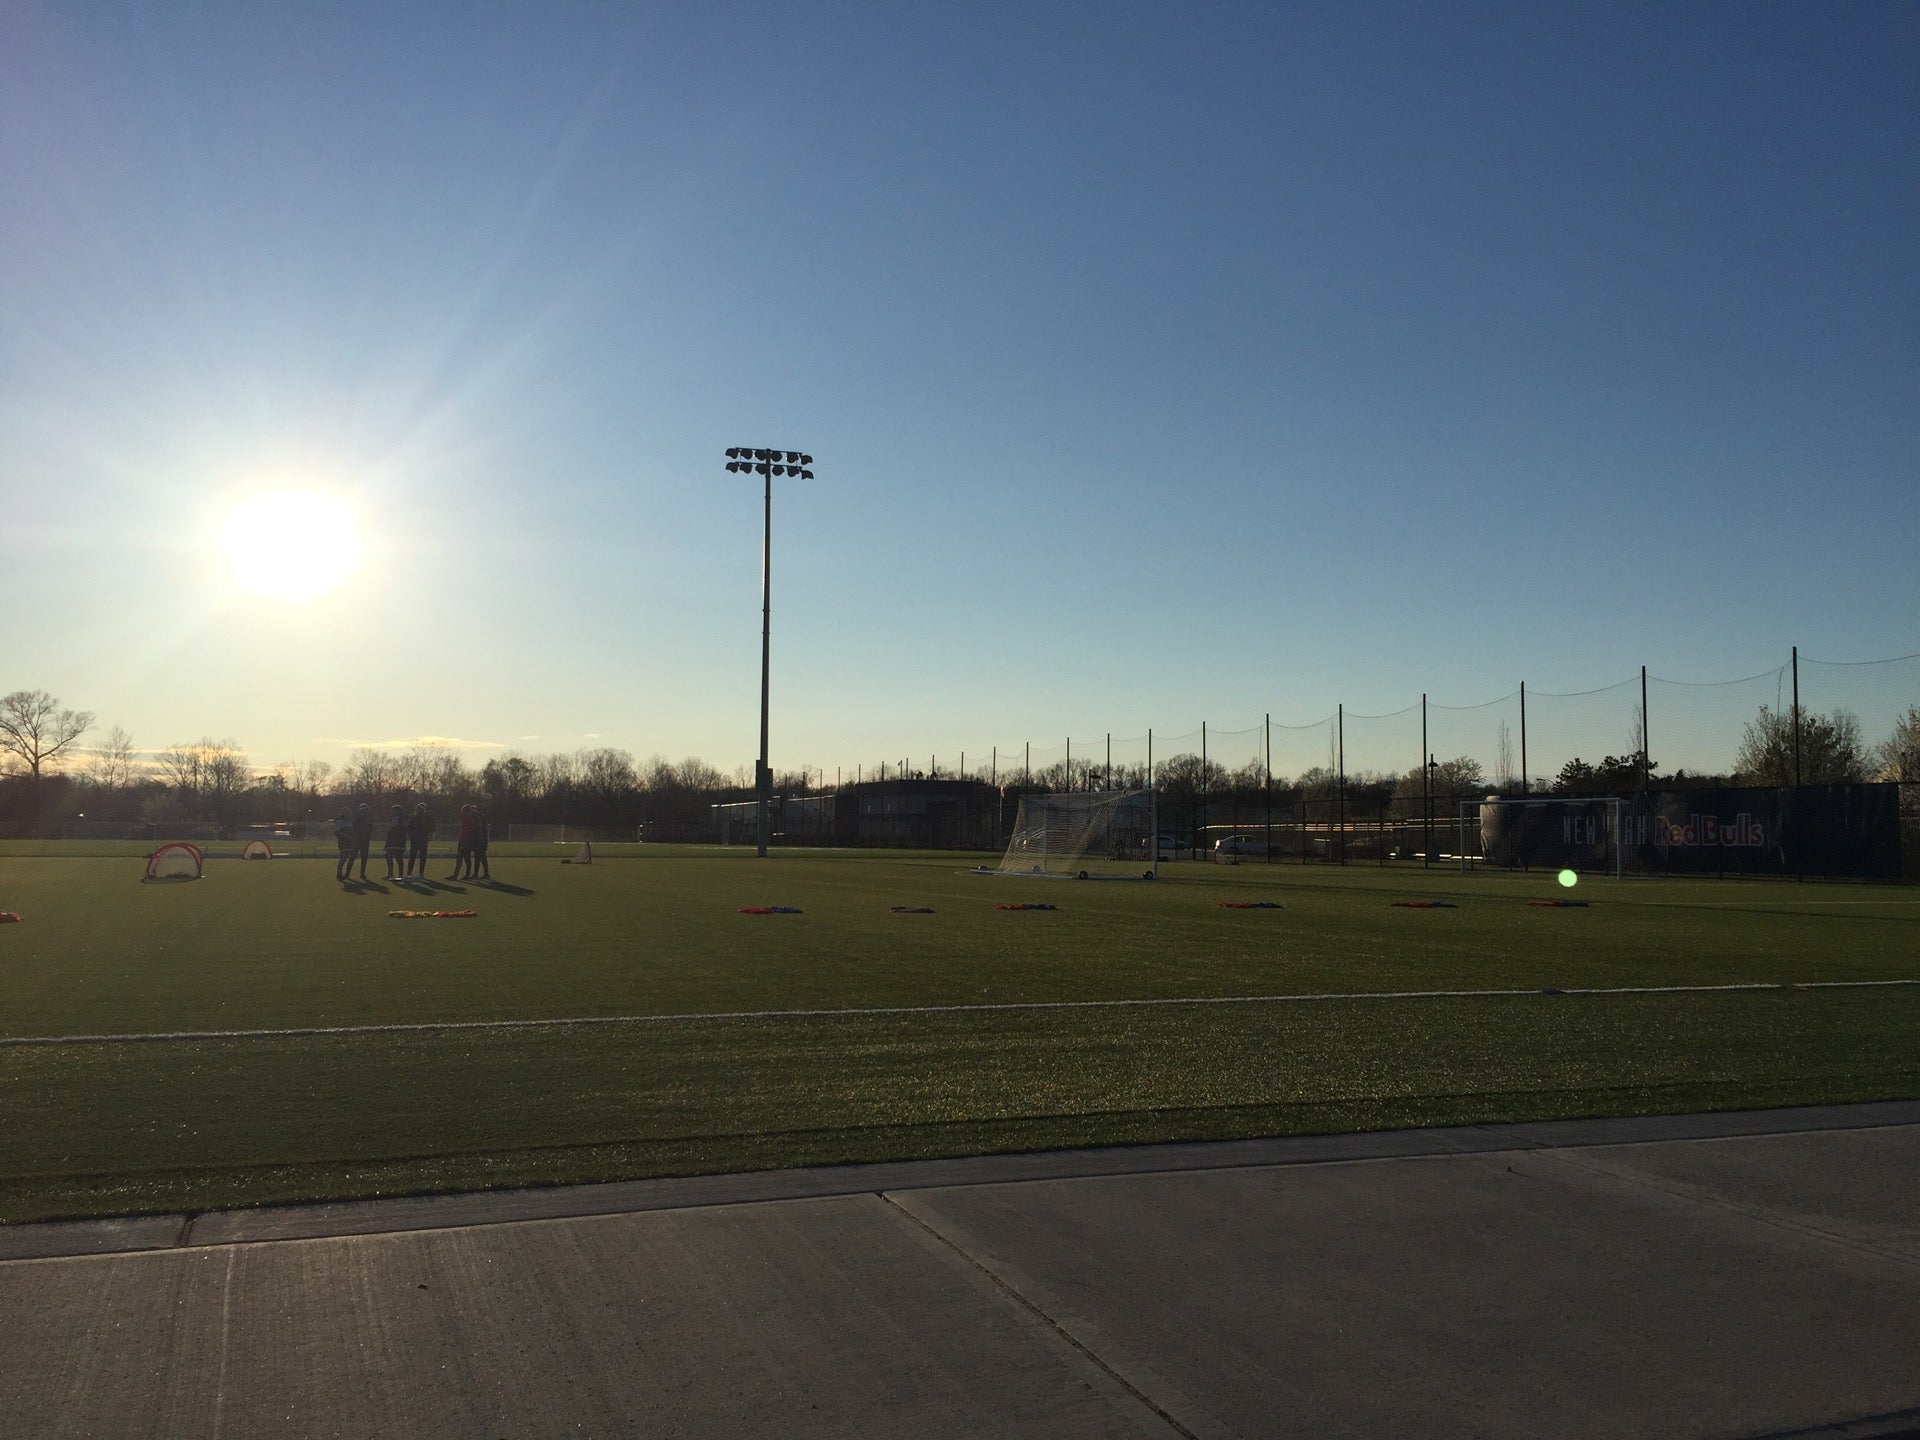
[724, 447, 815, 857]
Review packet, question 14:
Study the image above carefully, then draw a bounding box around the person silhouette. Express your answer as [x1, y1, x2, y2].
[383, 806, 407, 879]
[349, 802, 374, 881]
[406, 802, 432, 876]
[332, 810, 355, 882]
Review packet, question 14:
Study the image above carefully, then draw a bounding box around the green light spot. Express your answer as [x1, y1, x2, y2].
[1558, 869, 1578, 888]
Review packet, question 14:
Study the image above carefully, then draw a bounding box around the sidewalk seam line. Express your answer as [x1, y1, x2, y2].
[877, 1190, 1201, 1440]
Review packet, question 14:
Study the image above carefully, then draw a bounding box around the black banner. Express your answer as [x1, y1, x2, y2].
[1480, 784, 1902, 879]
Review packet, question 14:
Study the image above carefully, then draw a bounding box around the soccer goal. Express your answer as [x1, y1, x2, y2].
[145, 842, 205, 880]
[1463, 795, 1626, 879]
[561, 843, 592, 865]
[241, 839, 275, 860]
[981, 789, 1159, 879]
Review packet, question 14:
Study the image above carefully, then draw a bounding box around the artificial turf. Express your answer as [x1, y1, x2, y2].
[1, 845, 1916, 1221]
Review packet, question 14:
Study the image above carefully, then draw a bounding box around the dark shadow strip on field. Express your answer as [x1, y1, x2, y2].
[5, 977, 1920, 1048]
[1608, 901, 1920, 926]
[12, 1076, 1920, 1229]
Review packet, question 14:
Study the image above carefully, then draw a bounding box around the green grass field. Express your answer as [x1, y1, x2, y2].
[2, 843, 1917, 1223]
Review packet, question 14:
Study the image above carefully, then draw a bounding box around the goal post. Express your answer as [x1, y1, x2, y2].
[984, 789, 1159, 880]
[1462, 795, 1626, 879]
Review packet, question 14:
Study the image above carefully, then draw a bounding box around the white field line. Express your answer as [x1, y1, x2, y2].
[3, 979, 1918, 1050]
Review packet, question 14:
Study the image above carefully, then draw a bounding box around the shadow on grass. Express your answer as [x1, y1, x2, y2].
[472, 880, 535, 896]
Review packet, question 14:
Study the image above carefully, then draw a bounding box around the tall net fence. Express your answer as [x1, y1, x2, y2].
[1647, 668, 1790, 782]
[865, 652, 1916, 799]
[1801, 652, 1920, 782]
[1523, 676, 1643, 788]
[802, 647, 1915, 866]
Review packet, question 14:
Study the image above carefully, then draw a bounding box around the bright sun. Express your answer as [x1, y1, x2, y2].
[221, 490, 360, 600]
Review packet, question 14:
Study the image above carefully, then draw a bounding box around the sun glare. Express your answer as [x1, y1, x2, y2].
[221, 490, 360, 600]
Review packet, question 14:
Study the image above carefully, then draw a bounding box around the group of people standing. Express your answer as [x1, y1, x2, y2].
[332, 803, 491, 883]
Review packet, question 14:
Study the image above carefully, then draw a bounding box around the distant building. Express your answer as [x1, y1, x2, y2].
[711, 778, 1002, 850]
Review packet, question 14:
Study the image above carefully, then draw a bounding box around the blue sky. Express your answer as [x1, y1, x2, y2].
[4, 1, 1915, 784]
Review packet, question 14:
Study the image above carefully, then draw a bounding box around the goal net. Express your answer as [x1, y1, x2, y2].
[986, 790, 1158, 879]
[145, 842, 205, 880]
[241, 839, 275, 860]
[1465, 796, 1626, 879]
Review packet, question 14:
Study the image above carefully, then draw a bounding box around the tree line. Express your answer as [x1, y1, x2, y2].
[0, 689, 770, 839]
[3, 686, 1916, 840]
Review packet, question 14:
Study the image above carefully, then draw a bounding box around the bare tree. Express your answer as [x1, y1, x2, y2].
[1874, 705, 1920, 784]
[156, 742, 209, 797]
[201, 741, 252, 824]
[1394, 756, 1487, 814]
[480, 754, 537, 816]
[392, 745, 467, 798]
[156, 738, 248, 819]
[537, 751, 577, 800]
[578, 747, 638, 800]
[298, 759, 334, 806]
[84, 725, 141, 791]
[342, 748, 397, 800]
[0, 690, 94, 778]
[421, 747, 471, 798]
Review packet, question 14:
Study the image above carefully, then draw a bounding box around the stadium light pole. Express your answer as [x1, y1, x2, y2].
[723, 446, 815, 858]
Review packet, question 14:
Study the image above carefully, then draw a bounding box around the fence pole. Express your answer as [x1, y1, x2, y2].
[1337, 704, 1346, 865]
[1792, 645, 1802, 786]
[1066, 737, 1071, 792]
[1640, 665, 1650, 792]
[1519, 681, 1528, 795]
[1201, 721, 1208, 852]
[1421, 693, 1430, 868]
[1148, 728, 1157, 872]
[1264, 713, 1273, 864]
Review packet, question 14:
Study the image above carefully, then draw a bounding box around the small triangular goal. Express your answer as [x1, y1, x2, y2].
[241, 839, 274, 860]
[145, 842, 204, 880]
[562, 843, 592, 865]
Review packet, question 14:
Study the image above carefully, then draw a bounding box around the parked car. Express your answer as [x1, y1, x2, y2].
[1144, 834, 1190, 859]
[1213, 834, 1270, 858]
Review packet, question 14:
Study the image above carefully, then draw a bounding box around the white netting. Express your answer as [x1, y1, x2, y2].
[990, 790, 1157, 878]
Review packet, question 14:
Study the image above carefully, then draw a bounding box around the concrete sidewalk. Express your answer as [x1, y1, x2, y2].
[4, 1103, 1918, 1438]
